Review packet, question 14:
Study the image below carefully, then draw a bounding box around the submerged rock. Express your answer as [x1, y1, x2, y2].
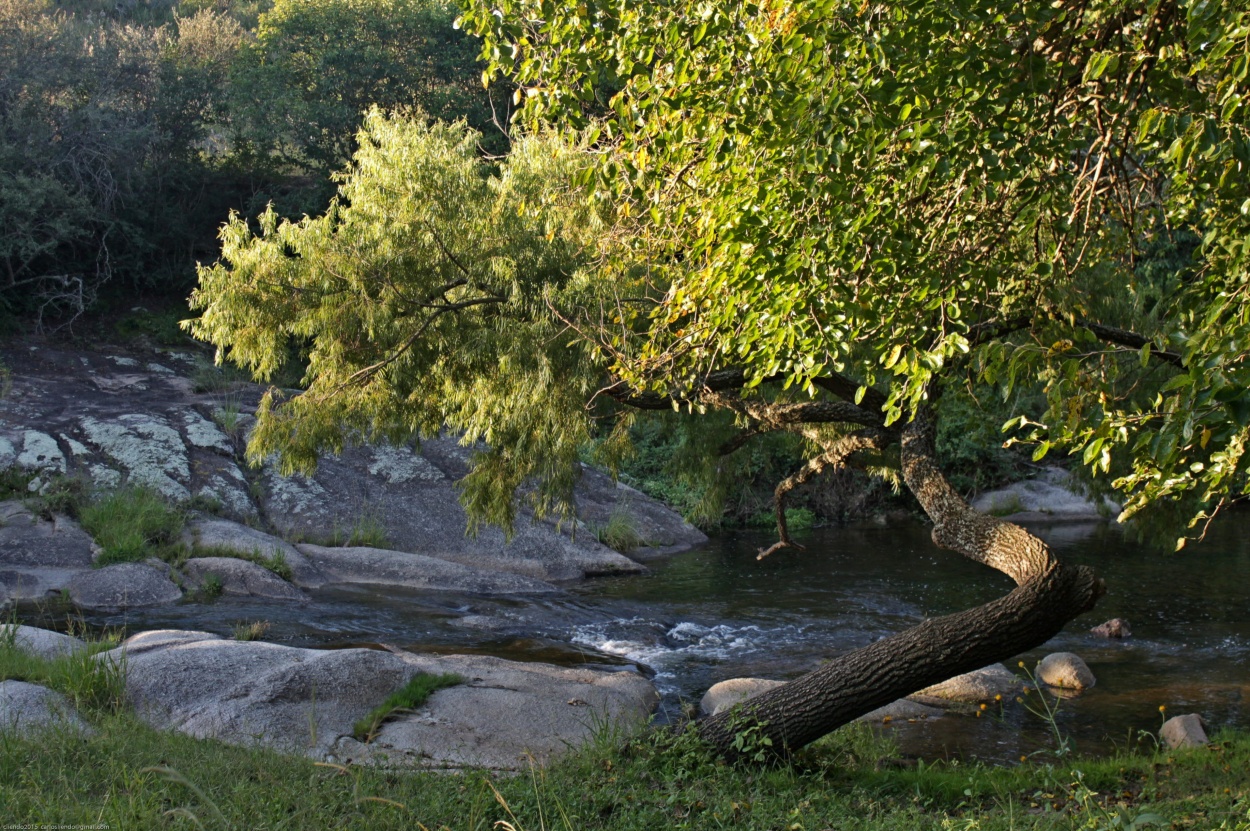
[67, 563, 182, 612]
[1091, 618, 1132, 638]
[110, 629, 657, 769]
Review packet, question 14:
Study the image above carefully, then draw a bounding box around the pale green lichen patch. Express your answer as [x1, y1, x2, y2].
[79, 415, 189, 501]
[367, 445, 444, 485]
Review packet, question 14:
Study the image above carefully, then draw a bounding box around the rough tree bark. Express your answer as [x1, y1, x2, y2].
[697, 410, 1106, 758]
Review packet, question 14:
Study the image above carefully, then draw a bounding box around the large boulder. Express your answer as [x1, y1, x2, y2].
[1036, 652, 1096, 691]
[0, 680, 93, 736]
[295, 544, 559, 594]
[571, 467, 707, 560]
[0, 624, 88, 660]
[261, 438, 652, 582]
[0, 501, 97, 603]
[181, 557, 307, 602]
[67, 563, 182, 611]
[972, 468, 1119, 522]
[184, 517, 325, 588]
[109, 629, 657, 768]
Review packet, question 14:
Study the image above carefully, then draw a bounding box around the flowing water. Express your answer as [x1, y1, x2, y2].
[39, 516, 1250, 763]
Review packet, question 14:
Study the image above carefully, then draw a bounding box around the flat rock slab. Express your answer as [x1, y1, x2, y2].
[0, 680, 92, 736]
[185, 517, 325, 588]
[181, 558, 307, 602]
[337, 652, 659, 771]
[0, 624, 87, 660]
[0, 501, 97, 567]
[296, 544, 560, 595]
[68, 563, 183, 611]
[110, 629, 657, 768]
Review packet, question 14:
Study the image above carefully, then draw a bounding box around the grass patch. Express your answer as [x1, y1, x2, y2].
[231, 620, 270, 641]
[295, 514, 391, 548]
[79, 486, 186, 567]
[0, 623, 125, 715]
[594, 510, 647, 553]
[190, 356, 251, 394]
[197, 573, 224, 599]
[353, 672, 463, 742]
[0, 706, 1248, 830]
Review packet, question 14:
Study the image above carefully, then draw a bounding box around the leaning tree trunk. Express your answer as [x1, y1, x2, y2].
[698, 413, 1106, 758]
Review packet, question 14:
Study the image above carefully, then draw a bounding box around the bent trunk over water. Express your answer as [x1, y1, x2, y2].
[698, 415, 1106, 758]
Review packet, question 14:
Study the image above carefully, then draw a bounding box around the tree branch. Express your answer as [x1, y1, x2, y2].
[757, 429, 886, 560]
[1078, 319, 1184, 368]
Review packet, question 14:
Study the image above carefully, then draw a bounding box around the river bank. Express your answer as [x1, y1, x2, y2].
[3, 705, 1248, 830]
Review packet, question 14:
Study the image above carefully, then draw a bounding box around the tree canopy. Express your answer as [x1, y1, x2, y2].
[193, 0, 1250, 546]
[186, 0, 1250, 758]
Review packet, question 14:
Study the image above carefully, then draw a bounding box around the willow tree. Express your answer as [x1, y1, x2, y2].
[190, 0, 1250, 756]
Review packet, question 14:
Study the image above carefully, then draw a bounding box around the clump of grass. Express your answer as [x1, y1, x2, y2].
[232, 621, 270, 641]
[198, 573, 224, 599]
[0, 467, 36, 501]
[190, 357, 251, 394]
[353, 673, 463, 743]
[594, 510, 646, 553]
[0, 623, 126, 715]
[191, 544, 293, 581]
[297, 514, 390, 548]
[80, 486, 186, 567]
[211, 396, 245, 436]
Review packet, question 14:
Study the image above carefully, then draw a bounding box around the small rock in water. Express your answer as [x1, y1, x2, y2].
[1160, 713, 1209, 749]
[1090, 618, 1131, 638]
[1037, 652, 1096, 690]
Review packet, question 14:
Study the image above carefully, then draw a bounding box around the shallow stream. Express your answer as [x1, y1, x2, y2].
[38, 516, 1250, 763]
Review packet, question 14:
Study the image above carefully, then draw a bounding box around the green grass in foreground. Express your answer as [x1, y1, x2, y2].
[3, 707, 1249, 830]
[0, 624, 126, 714]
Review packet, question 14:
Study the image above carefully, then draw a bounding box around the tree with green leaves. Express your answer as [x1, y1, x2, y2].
[190, 0, 1250, 757]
